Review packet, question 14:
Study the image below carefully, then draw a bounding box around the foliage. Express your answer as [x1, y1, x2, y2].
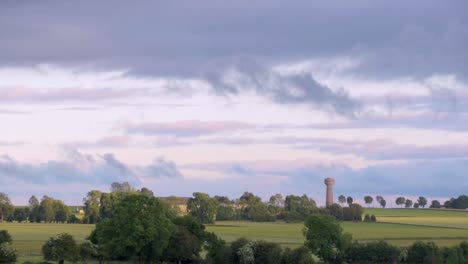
[430, 200, 441, 208]
[327, 203, 344, 221]
[444, 195, 468, 209]
[344, 241, 400, 264]
[405, 199, 413, 208]
[0, 193, 14, 222]
[42, 233, 79, 264]
[343, 204, 363, 221]
[0, 230, 12, 244]
[396, 197, 406, 207]
[79, 241, 98, 263]
[0, 243, 17, 263]
[405, 241, 440, 263]
[281, 246, 315, 264]
[304, 214, 352, 263]
[89, 194, 175, 262]
[364, 196, 373, 207]
[283, 194, 317, 222]
[338, 195, 346, 205]
[346, 196, 353, 206]
[188, 192, 219, 224]
[417, 196, 428, 208]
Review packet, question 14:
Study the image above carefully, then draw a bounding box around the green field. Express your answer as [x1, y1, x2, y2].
[1, 208, 467, 261]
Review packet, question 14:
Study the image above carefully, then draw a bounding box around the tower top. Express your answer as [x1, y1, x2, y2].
[324, 177, 335, 186]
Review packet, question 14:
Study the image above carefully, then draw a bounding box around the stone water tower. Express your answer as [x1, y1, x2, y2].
[324, 177, 335, 208]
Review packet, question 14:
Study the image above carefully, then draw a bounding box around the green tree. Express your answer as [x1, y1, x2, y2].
[405, 199, 413, 208]
[79, 241, 98, 263]
[0, 230, 12, 244]
[0, 193, 14, 222]
[346, 196, 353, 206]
[304, 214, 352, 263]
[406, 241, 440, 263]
[42, 233, 79, 264]
[379, 198, 387, 208]
[188, 192, 218, 224]
[54, 200, 70, 223]
[418, 196, 428, 208]
[83, 190, 101, 224]
[343, 241, 400, 264]
[90, 195, 174, 262]
[29, 195, 40, 223]
[395, 197, 406, 207]
[338, 195, 346, 205]
[0, 243, 17, 263]
[414, 202, 420, 208]
[39, 196, 56, 222]
[163, 215, 207, 263]
[284, 194, 317, 222]
[13, 208, 29, 222]
[327, 204, 344, 221]
[364, 196, 373, 207]
[110, 181, 135, 193]
[281, 246, 315, 264]
[430, 200, 441, 208]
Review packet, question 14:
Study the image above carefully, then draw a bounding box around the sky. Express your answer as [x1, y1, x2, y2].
[1, 1, 467, 206]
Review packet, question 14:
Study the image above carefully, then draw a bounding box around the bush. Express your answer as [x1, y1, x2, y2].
[371, 214, 377, 222]
[327, 204, 344, 221]
[344, 241, 400, 264]
[0, 243, 17, 263]
[281, 246, 315, 264]
[42, 233, 79, 264]
[0, 230, 12, 244]
[405, 241, 440, 263]
[343, 204, 363, 221]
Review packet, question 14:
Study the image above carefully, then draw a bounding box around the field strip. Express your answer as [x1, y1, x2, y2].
[378, 221, 468, 230]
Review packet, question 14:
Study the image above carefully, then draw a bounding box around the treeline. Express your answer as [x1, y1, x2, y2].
[0, 194, 78, 223]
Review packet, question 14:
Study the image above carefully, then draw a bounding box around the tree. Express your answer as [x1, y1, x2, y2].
[284, 195, 318, 222]
[379, 199, 387, 208]
[139, 187, 154, 197]
[364, 196, 373, 207]
[327, 204, 344, 221]
[304, 214, 352, 263]
[269, 193, 285, 207]
[405, 199, 413, 208]
[0, 230, 12, 244]
[42, 233, 79, 264]
[430, 200, 441, 209]
[343, 204, 363, 221]
[406, 241, 440, 263]
[13, 208, 29, 222]
[29, 195, 40, 223]
[110, 181, 135, 193]
[338, 195, 346, 205]
[163, 216, 207, 263]
[346, 196, 353, 206]
[0, 243, 17, 263]
[83, 190, 102, 224]
[414, 202, 420, 208]
[418, 196, 428, 208]
[90, 195, 175, 262]
[376, 195, 384, 204]
[28, 195, 39, 207]
[395, 197, 406, 208]
[343, 241, 400, 264]
[444, 195, 468, 209]
[79, 241, 98, 263]
[188, 192, 218, 224]
[281, 246, 315, 264]
[0, 193, 14, 222]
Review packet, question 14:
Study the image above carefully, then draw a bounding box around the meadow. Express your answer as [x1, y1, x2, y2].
[1, 208, 467, 261]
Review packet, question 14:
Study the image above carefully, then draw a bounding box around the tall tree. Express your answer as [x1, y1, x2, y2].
[0, 193, 14, 222]
[364, 196, 373, 207]
[417, 197, 427, 208]
[395, 197, 406, 208]
[83, 190, 102, 224]
[379, 199, 386, 208]
[187, 192, 218, 224]
[430, 200, 441, 208]
[346, 196, 353, 206]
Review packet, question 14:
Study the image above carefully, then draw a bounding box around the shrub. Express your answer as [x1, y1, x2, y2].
[42, 233, 79, 264]
[344, 241, 400, 264]
[0, 230, 12, 244]
[406, 241, 440, 263]
[0, 243, 17, 263]
[281, 246, 315, 264]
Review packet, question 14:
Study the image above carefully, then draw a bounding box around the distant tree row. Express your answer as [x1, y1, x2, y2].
[444, 195, 468, 209]
[0, 193, 73, 223]
[340, 194, 387, 208]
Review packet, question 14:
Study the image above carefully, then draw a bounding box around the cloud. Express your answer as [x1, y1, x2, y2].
[0, 148, 181, 186]
[0, 141, 24, 146]
[126, 120, 254, 137]
[203, 57, 361, 116]
[62, 136, 131, 149]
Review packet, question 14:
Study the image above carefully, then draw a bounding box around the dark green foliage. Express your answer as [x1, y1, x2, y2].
[405, 199, 413, 208]
[13, 207, 29, 222]
[344, 241, 400, 264]
[188, 192, 218, 224]
[163, 215, 207, 263]
[417, 196, 428, 208]
[405, 241, 440, 264]
[0, 243, 17, 263]
[67, 214, 82, 224]
[251, 241, 283, 264]
[444, 195, 468, 209]
[283, 194, 318, 222]
[90, 194, 175, 262]
[364, 196, 373, 207]
[304, 214, 352, 263]
[216, 204, 237, 221]
[343, 204, 363, 221]
[249, 202, 276, 222]
[370, 214, 377, 222]
[79, 241, 97, 263]
[327, 203, 344, 221]
[396, 197, 406, 207]
[346, 196, 353, 206]
[281, 246, 315, 264]
[204, 232, 229, 264]
[430, 200, 441, 208]
[0, 230, 12, 244]
[42, 233, 79, 264]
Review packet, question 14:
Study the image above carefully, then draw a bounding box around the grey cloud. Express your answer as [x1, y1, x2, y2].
[203, 57, 361, 116]
[1, 1, 466, 80]
[0, 141, 24, 146]
[62, 136, 131, 149]
[139, 158, 182, 178]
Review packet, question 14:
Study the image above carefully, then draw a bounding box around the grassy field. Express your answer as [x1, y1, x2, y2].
[0, 208, 467, 261]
